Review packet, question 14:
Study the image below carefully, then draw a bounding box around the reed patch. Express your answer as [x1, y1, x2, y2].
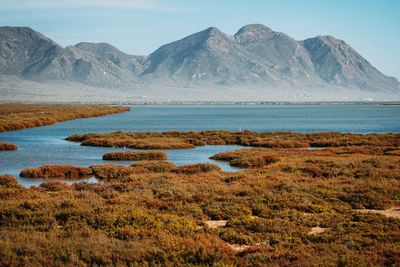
[0, 142, 17, 151]
[103, 150, 167, 161]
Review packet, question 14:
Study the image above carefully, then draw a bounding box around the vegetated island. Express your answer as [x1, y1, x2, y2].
[1, 130, 399, 265]
[0, 142, 17, 151]
[66, 130, 400, 150]
[0, 103, 129, 132]
[102, 150, 168, 161]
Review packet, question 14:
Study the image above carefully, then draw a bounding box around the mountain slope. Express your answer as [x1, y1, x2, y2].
[0, 27, 62, 76]
[25, 42, 146, 86]
[302, 35, 399, 92]
[0, 27, 147, 86]
[142, 25, 317, 86]
[74, 42, 146, 77]
[141, 24, 398, 91]
[234, 24, 317, 81]
[141, 27, 273, 85]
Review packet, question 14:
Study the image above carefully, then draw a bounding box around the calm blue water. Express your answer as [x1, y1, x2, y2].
[0, 104, 399, 187]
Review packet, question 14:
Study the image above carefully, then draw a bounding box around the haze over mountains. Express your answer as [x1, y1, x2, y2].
[0, 25, 399, 102]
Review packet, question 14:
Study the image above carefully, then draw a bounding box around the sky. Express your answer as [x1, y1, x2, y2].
[1, 0, 399, 79]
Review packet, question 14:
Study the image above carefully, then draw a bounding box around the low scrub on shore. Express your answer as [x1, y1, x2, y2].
[0, 142, 17, 151]
[0, 175, 21, 188]
[20, 165, 93, 179]
[66, 130, 400, 151]
[171, 163, 222, 174]
[130, 161, 177, 173]
[103, 150, 168, 161]
[0, 104, 129, 132]
[82, 137, 195, 150]
[90, 164, 149, 181]
[2, 132, 400, 266]
[385, 149, 400, 156]
[18, 162, 222, 180]
[240, 137, 309, 148]
[211, 148, 279, 167]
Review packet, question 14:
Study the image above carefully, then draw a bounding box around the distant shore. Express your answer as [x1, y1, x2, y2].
[0, 104, 129, 133]
[1, 101, 400, 106]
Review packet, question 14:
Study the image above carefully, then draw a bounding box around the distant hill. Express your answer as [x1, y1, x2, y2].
[0, 25, 399, 102]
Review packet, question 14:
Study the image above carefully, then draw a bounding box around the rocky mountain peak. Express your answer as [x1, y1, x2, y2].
[235, 24, 273, 39]
[0, 26, 61, 75]
[74, 42, 128, 56]
[234, 24, 277, 45]
[203, 27, 224, 36]
[0, 26, 57, 45]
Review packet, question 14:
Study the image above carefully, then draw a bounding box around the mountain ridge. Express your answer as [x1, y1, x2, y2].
[0, 25, 399, 102]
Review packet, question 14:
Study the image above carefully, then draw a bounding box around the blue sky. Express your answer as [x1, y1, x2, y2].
[1, 0, 399, 79]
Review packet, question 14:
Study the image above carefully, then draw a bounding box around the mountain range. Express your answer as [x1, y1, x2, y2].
[0, 24, 399, 102]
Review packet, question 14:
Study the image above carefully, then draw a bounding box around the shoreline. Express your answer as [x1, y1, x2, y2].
[1, 101, 400, 106]
[0, 104, 129, 133]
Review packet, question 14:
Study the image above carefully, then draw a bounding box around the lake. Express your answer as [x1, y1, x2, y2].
[1, 104, 399, 187]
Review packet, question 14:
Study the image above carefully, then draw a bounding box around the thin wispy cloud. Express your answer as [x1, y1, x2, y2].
[1, 0, 184, 12]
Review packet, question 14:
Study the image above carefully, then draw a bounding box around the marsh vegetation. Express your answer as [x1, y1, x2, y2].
[2, 131, 400, 266]
[102, 150, 168, 161]
[66, 130, 400, 150]
[0, 142, 17, 151]
[0, 104, 129, 132]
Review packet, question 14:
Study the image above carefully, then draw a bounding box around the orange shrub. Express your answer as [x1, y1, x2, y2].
[103, 150, 167, 161]
[211, 149, 279, 168]
[20, 165, 92, 179]
[385, 150, 400, 156]
[241, 138, 309, 148]
[38, 181, 71, 191]
[130, 161, 176, 173]
[171, 163, 222, 174]
[327, 146, 386, 155]
[0, 142, 17, 151]
[90, 164, 149, 180]
[82, 137, 195, 150]
[0, 175, 21, 188]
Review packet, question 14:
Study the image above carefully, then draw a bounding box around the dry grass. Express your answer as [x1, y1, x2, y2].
[385, 149, 400, 156]
[241, 137, 309, 148]
[171, 163, 222, 174]
[82, 137, 195, 149]
[19, 165, 93, 179]
[0, 175, 21, 188]
[0, 142, 17, 151]
[90, 164, 149, 181]
[130, 161, 177, 173]
[18, 162, 222, 181]
[211, 148, 279, 167]
[102, 150, 167, 161]
[0, 104, 129, 132]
